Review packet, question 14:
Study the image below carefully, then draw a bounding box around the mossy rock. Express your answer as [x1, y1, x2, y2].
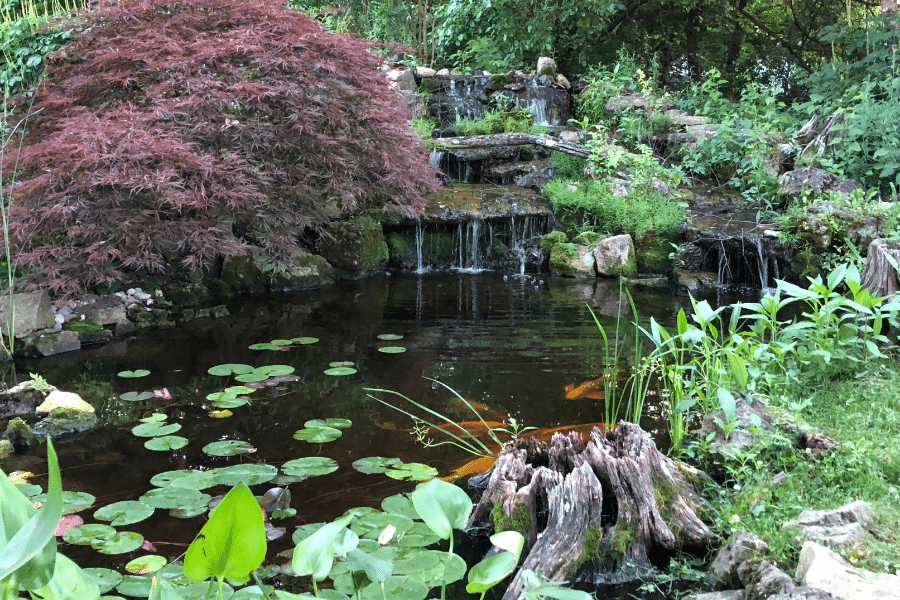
[386, 231, 416, 269]
[164, 282, 213, 308]
[549, 243, 596, 278]
[270, 252, 335, 290]
[63, 319, 112, 345]
[3, 417, 37, 449]
[491, 499, 532, 536]
[318, 217, 389, 275]
[634, 228, 677, 274]
[540, 231, 568, 253]
[127, 306, 173, 327]
[203, 278, 234, 302]
[573, 231, 600, 246]
[221, 252, 269, 291]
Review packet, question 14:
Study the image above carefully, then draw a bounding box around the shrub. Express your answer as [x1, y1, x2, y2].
[3, 0, 439, 295]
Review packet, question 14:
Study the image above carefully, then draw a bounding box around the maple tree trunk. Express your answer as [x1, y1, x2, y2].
[434, 133, 591, 159]
[468, 423, 716, 600]
[861, 238, 900, 298]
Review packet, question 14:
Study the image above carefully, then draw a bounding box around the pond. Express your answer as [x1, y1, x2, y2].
[2, 273, 759, 597]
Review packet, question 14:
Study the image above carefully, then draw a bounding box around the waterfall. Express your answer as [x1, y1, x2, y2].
[753, 237, 768, 289]
[415, 221, 426, 275]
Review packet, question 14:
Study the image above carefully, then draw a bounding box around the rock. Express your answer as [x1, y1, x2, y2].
[711, 531, 769, 589]
[689, 592, 745, 600]
[24, 330, 81, 357]
[605, 92, 673, 116]
[549, 243, 596, 278]
[778, 167, 861, 198]
[74, 295, 127, 327]
[318, 218, 389, 276]
[0, 439, 12, 459]
[797, 541, 900, 600]
[0, 291, 54, 338]
[62, 319, 112, 345]
[555, 74, 570, 89]
[386, 68, 416, 93]
[695, 395, 776, 455]
[667, 123, 720, 145]
[32, 407, 98, 439]
[593, 234, 636, 277]
[767, 588, 839, 599]
[221, 249, 270, 293]
[676, 269, 719, 289]
[0, 380, 55, 422]
[416, 66, 436, 78]
[36, 390, 95, 416]
[3, 417, 37, 450]
[270, 250, 335, 291]
[536, 56, 556, 76]
[740, 559, 795, 600]
[436, 68, 451, 78]
[783, 500, 874, 550]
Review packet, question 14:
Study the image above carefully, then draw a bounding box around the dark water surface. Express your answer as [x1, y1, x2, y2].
[3, 273, 756, 587]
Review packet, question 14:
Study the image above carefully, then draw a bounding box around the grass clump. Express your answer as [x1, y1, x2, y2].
[454, 108, 535, 136]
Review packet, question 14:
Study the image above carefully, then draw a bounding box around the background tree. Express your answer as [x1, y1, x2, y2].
[3, 0, 438, 295]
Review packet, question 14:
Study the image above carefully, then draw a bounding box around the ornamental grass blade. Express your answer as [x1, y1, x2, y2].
[183, 483, 266, 585]
[0, 438, 62, 590]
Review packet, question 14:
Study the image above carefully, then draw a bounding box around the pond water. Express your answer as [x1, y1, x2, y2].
[3, 273, 759, 596]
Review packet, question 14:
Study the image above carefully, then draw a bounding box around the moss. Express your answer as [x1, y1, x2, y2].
[573, 231, 600, 246]
[491, 72, 511, 86]
[493, 241, 509, 257]
[221, 254, 267, 289]
[491, 501, 532, 535]
[62, 319, 105, 335]
[3, 417, 36, 447]
[548, 242, 578, 272]
[204, 278, 234, 302]
[164, 283, 213, 307]
[424, 231, 455, 263]
[540, 231, 568, 253]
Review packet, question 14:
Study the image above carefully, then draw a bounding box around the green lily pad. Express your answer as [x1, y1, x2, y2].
[233, 372, 268, 383]
[207, 364, 254, 377]
[94, 531, 145, 555]
[131, 421, 182, 437]
[305, 418, 352, 430]
[169, 499, 211, 519]
[377, 334, 404, 341]
[281, 457, 339, 478]
[292, 337, 319, 345]
[119, 391, 155, 402]
[35, 490, 95, 515]
[202, 440, 257, 456]
[377, 346, 407, 354]
[210, 397, 249, 409]
[291, 522, 327, 545]
[83, 567, 124, 594]
[140, 413, 168, 423]
[94, 501, 155, 526]
[140, 487, 209, 510]
[392, 549, 441, 576]
[118, 369, 150, 378]
[385, 462, 438, 481]
[256, 364, 295, 377]
[348, 512, 415, 540]
[63, 523, 117, 545]
[329, 361, 355, 367]
[213, 464, 278, 486]
[324, 367, 357, 376]
[224, 385, 256, 395]
[380, 494, 419, 520]
[13, 482, 42, 499]
[248, 343, 283, 351]
[173, 582, 235, 600]
[343, 576, 428, 600]
[395, 522, 442, 548]
[115, 575, 153, 597]
[144, 435, 189, 451]
[352, 457, 404, 475]
[417, 550, 467, 587]
[125, 555, 167, 575]
[293, 425, 342, 443]
[167, 470, 221, 490]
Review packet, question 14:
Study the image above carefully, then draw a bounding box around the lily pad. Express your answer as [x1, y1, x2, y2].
[35, 490, 95, 515]
[150, 469, 196, 487]
[84, 568, 124, 594]
[139, 413, 168, 423]
[255, 364, 295, 377]
[94, 501, 155, 526]
[377, 334, 404, 341]
[281, 457, 339, 478]
[63, 523, 117, 545]
[13, 482, 42, 499]
[95, 531, 145, 555]
[324, 367, 357, 377]
[213, 464, 278, 487]
[210, 397, 249, 409]
[380, 494, 419, 520]
[305, 418, 352, 430]
[118, 369, 151, 378]
[131, 421, 182, 437]
[144, 435, 189, 451]
[377, 346, 407, 354]
[119, 391, 155, 402]
[395, 522, 442, 548]
[173, 582, 235, 600]
[140, 487, 209, 510]
[208, 364, 254, 377]
[385, 462, 438, 481]
[125, 555, 167, 575]
[293, 425, 342, 443]
[115, 575, 154, 597]
[202, 440, 257, 456]
[248, 343, 283, 351]
[348, 512, 415, 540]
[329, 361, 355, 367]
[169, 499, 211, 519]
[168, 470, 221, 490]
[352, 457, 404, 475]
[292, 337, 319, 345]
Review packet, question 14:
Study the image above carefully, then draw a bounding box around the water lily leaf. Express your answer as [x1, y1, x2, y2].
[292, 337, 319, 344]
[282, 457, 339, 478]
[83, 567, 123, 594]
[385, 462, 438, 481]
[392, 549, 441, 575]
[329, 361, 355, 367]
[208, 364, 254, 376]
[293, 425, 342, 443]
[356, 575, 428, 600]
[120, 391, 155, 402]
[184, 483, 266, 585]
[270, 339, 293, 346]
[411, 479, 472, 539]
[208, 409, 233, 418]
[305, 418, 352, 430]
[95, 531, 144, 555]
[171, 581, 235, 600]
[13, 482, 42, 499]
[380, 494, 419, 520]
[248, 343, 283, 351]
[202, 440, 256, 456]
[139, 487, 208, 510]
[118, 370, 151, 378]
[116, 575, 154, 597]
[63, 523, 117, 545]
[394, 522, 442, 548]
[167, 470, 220, 491]
[352, 456, 404, 475]
[168, 500, 210, 519]
[324, 367, 357, 376]
[255, 365, 295, 377]
[213, 464, 278, 487]
[150, 470, 196, 487]
[377, 346, 406, 354]
[292, 522, 327, 545]
[210, 397, 248, 409]
[348, 512, 415, 540]
[234, 372, 268, 383]
[224, 385, 256, 395]
[34, 490, 95, 515]
[376, 334, 403, 341]
[125, 555, 167, 576]
[140, 413, 168, 423]
[131, 422, 182, 437]
[94, 501, 155, 526]
[144, 435, 189, 451]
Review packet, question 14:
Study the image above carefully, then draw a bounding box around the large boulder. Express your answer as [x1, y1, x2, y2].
[711, 531, 769, 589]
[695, 395, 775, 455]
[32, 389, 97, 439]
[0, 291, 54, 339]
[318, 217, 390, 276]
[797, 541, 900, 600]
[593, 234, 636, 276]
[783, 500, 874, 550]
[778, 167, 861, 198]
[73, 295, 127, 327]
[549, 243, 595, 278]
[23, 330, 81, 357]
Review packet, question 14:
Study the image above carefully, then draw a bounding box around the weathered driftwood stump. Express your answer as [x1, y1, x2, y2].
[468, 422, 716, 600]
[861, 238, 900, 298]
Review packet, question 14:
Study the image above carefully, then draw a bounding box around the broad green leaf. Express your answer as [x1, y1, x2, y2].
[208, 364, 254, 376]
[119, 391, 155, 402]
[202, 440, 256, 456]
[126, 555, 167, 575]
[352, 457, 403, 475]
[118, 370, 151, 378]
[144, 436, 189, 451]
[281, 457, 339, 478]
[346, 548, 393, 583]
[385, 462, 438, 481]
[348, 512, 415, 540]
[324, 367, 357, 376]
[305, 418, 352, 430]
[466, 531, 524, 595]
[411, 479, 472, 540]
[29, 553, 100, 600]
[131, 422, 182, 438]
[83, 567, 123, 594]
[213, 464, 278, 487]
[380, 494, 418, 520]
[294, 426, 342, 443]
[293, 515, 355, 582]
[94, 501, 155, 526]
[377, 346, 406, 354]
[184, 483, 266, 585]
[717, 388, 737, 423]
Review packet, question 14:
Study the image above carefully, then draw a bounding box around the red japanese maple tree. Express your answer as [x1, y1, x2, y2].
[5, 0, 437, 294]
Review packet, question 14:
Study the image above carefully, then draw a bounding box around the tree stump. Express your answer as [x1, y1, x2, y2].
[468, 423, 716, 600]
[861, 238, 900, 298]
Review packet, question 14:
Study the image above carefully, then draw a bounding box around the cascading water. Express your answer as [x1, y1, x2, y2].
[415, 221, 426, 275]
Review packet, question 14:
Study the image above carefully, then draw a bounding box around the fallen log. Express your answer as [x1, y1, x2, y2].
[433, 133, 591, 159]
[468, 422, 716, 600]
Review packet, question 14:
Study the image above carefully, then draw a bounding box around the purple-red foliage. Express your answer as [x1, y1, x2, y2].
[5, 0, 438, 295]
